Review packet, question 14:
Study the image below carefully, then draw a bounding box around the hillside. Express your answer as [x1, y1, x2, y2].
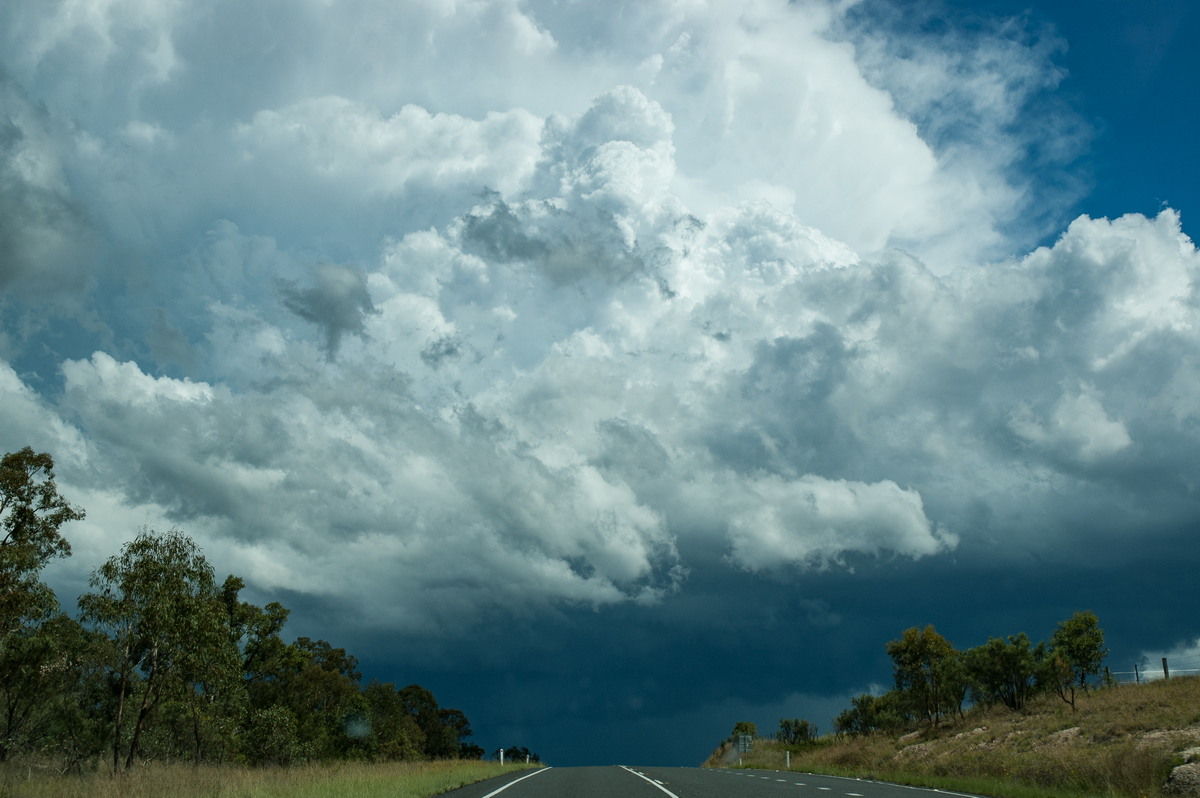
[705, 677, 1200, 797]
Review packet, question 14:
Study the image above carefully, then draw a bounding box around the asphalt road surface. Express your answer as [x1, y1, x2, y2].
[441, 766, 987, 797]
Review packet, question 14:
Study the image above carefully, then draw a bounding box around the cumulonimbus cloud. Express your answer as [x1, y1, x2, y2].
[0, 0, 1196, 642]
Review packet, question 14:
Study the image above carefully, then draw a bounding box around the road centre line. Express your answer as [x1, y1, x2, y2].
[478, 766, 552, 797]
[620, 766, 682, 798]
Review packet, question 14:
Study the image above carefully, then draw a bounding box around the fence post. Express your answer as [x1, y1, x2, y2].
[1134, 663, 1140, 683]
[1163, 657, 1170, 680]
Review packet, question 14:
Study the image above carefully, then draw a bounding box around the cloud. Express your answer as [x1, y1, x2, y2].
[234, 97, 543, 200]
[2, 0, 1200, 764]
[725, 475, 954, 571]
[279, 263, 378, 357]
[0, 73, 92, 296]
[1136, 637, 1200, 681]
[836, 0, 1092, 261]
[1009, 387, 1132, 464]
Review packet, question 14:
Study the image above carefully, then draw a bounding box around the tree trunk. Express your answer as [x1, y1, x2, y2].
[125, 647, 158, 770]
[112, 669, 128, 773]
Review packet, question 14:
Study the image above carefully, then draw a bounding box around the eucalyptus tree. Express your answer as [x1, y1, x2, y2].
[79, 528, 240, 770]
[1044, 611, 1108, 709]
[0, 447, 85, 761]
[886, 625, 956, 726]
[0, 447, 84, 631]
[965, 633, 1044, 710]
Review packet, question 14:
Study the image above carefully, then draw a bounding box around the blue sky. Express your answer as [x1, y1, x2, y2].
[2, 0, 1199, 766]
[952, 0, 1198, 224]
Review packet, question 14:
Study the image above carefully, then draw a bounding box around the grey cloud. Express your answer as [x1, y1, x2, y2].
[0, 73, 92, 296]
[279, 264, 378, 357]
[147, 308, 194, 371]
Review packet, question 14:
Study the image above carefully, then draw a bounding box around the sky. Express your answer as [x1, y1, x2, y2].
[2, 0, 1199, 767]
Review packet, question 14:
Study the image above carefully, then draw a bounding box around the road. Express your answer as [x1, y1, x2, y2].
[441, 766, 986, 797]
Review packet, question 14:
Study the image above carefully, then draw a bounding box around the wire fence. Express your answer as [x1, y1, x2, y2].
[1107, 654, 1200, 684]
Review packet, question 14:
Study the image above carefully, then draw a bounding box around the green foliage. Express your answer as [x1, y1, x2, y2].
[79, 528, 243, 770]
[243, 705, 304, 766]
[491, 744, 540, 763]
[0, 447, 84, 587]
[886, 625, 956, 726]
[966, 633, 1044, 711]
[731, 720, 757, 739]
[0, 445, 493, 774]
[363, 681, 425, 761]
[0, 448, 87, 763]
[778, 718, 816, 745]
[1051, 612, 1104, 696]
[826, 611, 1111, 744]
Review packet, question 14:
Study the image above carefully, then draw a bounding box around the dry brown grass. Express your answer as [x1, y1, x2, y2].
[0, 759, 533, 798]
[706, 676, 1200, 798]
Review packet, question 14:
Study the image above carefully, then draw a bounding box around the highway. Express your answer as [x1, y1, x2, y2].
[441, 766, 986, 797]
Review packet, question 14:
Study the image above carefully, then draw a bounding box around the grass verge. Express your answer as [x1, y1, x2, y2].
[0, 759, 538, 798]
[705, 676, 1200, 798]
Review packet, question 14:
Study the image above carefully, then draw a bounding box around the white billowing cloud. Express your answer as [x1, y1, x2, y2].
[840, 1, 1089, 262]
[54, 345, 684, 630]
[234, 98, 543, 199]
[726, 475, 953, 571]
[1009, 388, 1132, 464]
[0, 361, 88, 469]
[1, 0, 1081, 279]
[2, 0, 1199, 638]
[6, 0, 186, 90]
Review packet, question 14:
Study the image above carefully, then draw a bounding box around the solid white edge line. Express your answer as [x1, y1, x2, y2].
[479, 766, 553, 798]
[733, 769, 986, 798]
[619, 765, 682, 798]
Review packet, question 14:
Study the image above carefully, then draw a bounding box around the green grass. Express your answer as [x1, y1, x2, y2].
[0, 759, 539, 798]
[705, 676, 1200, 798]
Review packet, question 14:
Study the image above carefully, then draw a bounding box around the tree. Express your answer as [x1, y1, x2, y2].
[730, 721, 757, 739]
[834, 694, 877, 737]
[79, 528, 240, 770]
[778, 718, 816, 745]
[219, 575, 292, 690]
[886, 625, 956, 726]
[966, 633, 1044, 711]
[1044, 611, 1107, 709]
[272, 637, 365, 759]
[492, 744, 538, 763]
[362, 680, 425, 761]
[399, 684, 462, 759]
[1050, 611, 1107, 690]
[0, 614, 95, 761]
[0, 447, 85, 762]
[0, 447, 84, 631]
[242, 705, 303, 766]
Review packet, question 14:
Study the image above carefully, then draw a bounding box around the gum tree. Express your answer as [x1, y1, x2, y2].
[966, 633, 1044, 711]
[79, 528, 239, 770]
[0, 447, 85, 630]
[0, 447, 85, 761]
[886, 625, 956, 726]
[1044, 610, 1108, 709]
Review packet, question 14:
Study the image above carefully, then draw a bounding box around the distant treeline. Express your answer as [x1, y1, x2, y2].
[0, 447, 486, 771]
[732, 611, 1109, 744]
